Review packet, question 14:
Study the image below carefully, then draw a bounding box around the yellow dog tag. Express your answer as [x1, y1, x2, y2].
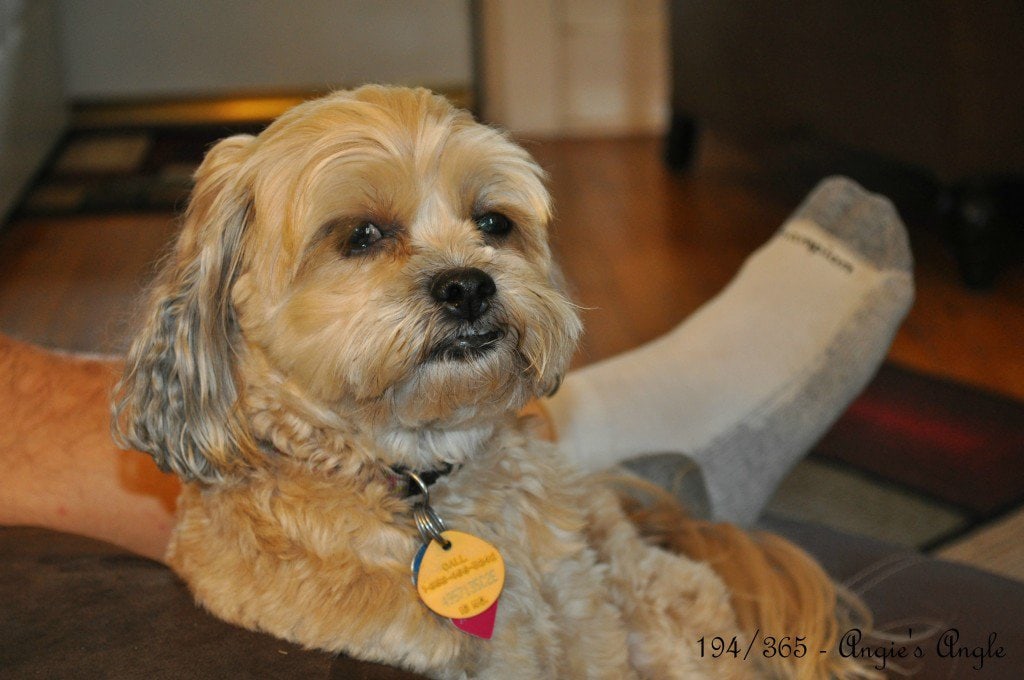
[415, 530, 505, 619]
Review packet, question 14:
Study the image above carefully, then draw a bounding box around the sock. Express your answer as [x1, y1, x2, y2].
[545, 177, 915, 525]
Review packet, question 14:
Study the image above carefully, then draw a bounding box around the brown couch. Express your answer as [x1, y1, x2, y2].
[5, 521, 1022, 678]
[666, 0, 1024, 287]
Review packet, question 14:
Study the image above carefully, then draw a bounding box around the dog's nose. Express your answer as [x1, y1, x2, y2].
[430, 268, 497, 322]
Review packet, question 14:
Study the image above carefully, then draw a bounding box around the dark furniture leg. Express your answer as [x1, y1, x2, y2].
[940, 178, 1024, 289]
[664, 111, 699, 173]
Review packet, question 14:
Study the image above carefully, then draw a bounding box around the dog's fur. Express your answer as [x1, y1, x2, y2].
[114, 86, 874, 679]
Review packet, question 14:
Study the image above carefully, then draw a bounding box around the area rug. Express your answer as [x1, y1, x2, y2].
[815, 362, 1024, 517]
[937, 508, 1024, 583]
[766, 362, 1024, 568]
[16, 125, 263, 218]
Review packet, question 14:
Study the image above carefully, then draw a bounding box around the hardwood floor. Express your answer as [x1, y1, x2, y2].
[1, 132, 1021, 403]
[532, 134, 1024, 402]
[0, 214, 177, 355]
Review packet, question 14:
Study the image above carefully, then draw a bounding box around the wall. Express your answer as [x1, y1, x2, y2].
[0, 0, 67, 220]
[480, 0, 668, 136]
[57, 0, 473, 100]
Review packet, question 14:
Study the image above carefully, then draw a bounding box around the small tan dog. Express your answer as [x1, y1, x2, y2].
[114, 86, 873, 679]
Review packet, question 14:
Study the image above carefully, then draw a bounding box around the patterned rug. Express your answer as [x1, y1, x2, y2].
[768, 363, 1024, 581]
[16, 126, 263, 218]
[816, 363, 1024, 517]
[937, 509, 1024, 583]
[15, 127, 1024, 580]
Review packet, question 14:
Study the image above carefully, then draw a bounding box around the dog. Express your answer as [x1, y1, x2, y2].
[113, 86, 875, 679]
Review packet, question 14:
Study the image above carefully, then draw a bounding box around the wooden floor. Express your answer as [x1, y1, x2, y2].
[1, 132, 1022, 402]
[536, 133, 1024, 402]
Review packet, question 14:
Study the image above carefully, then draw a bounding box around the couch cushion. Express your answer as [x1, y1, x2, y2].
[6, 522, 1022, 678]
[0, 527, 423, 679]
[765, 515, 1023, 678]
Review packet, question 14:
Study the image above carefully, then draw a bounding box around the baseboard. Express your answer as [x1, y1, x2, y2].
[71, 87, 474, 129]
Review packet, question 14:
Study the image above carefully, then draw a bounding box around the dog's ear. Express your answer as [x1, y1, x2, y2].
[113, 135, 257, 482]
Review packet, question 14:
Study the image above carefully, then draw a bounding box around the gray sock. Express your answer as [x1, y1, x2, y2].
[547, 177, 915, 524]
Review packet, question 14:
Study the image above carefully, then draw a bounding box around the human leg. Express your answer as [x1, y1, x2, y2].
[545, 177, 915, 523]
[0, 335, 176, 561]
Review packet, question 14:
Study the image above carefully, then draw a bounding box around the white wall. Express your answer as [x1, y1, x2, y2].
[480, 0, 668, 137]
[0, 0, 67, 220]
[57, 0, 473, 100]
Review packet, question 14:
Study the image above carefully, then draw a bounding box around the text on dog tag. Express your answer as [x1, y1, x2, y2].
[415, 530, 504, 619]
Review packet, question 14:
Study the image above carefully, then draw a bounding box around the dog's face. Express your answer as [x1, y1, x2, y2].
[115, 86, 581, 479]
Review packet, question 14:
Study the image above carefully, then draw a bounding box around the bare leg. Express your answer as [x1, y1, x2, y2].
[0, 334, 554, 561]
[0, 334, 177, 561]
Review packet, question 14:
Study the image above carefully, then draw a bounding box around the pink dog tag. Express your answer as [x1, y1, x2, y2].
[451, 600, 498, 639]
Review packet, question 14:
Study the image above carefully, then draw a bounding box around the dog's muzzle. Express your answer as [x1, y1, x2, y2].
[428, 267, 506, 361]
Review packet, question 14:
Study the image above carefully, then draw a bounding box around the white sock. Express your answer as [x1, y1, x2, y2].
[546, 177, 915, 524]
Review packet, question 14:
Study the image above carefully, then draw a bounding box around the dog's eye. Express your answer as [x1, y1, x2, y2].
[474, 212, 513, 237]
[344, 222, 384, 256]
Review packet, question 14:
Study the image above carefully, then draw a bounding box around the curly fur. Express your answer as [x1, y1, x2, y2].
[113, 86, 876, 678]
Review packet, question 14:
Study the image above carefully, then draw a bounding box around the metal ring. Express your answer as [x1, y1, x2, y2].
[413, 503, 450, 550]
[414, 504, 450, 549]
[407, 471, 430, 504]
[413, 507, 434, 542]
[406, 471, 451, 549]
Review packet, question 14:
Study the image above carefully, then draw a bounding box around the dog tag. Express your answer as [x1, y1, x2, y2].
[451, 600, 498, 639]
[413, 540, 500, 638]
[416, 530, 504, 619]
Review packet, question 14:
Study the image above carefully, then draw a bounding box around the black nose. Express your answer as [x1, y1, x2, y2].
[429, 267, 497, 321]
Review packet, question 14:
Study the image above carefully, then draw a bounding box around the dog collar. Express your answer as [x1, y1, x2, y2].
[387, 463, 456, 498]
